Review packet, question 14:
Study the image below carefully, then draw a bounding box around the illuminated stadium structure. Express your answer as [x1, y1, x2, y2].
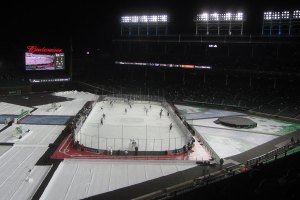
[120, 14, 168, 36]
[1, 3, 300, 200]
[262, 10, 300, 35]
[195, 12, 245, 35]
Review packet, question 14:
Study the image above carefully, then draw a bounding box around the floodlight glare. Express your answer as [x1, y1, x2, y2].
[121, 15, 168, 23]
[293, 10, 300, 19]
[196, 13, 208, 21]
[132, 16, 138, 23]
[211, 13, 219, 21]
[236, 12, 243, 21]
[196, 12, 244, 21]
[225, 13, 231, 21]
[263, 10, 300, 20]
[281, 11, 290, 19]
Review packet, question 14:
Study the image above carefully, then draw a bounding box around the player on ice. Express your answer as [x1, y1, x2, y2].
[125, 108, 127, 114]
[169, 123, 173, 131]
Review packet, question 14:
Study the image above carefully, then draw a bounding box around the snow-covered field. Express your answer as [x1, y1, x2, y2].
[79, 102, 190, 151]
[0, 146, 12, 156]
[53, 90, 98, 101]
[40, 159, 197, 200]
[0, 124, 65, 144]
[0, 102, 33, 115]
[33, 91, 98, 116]
[0, 146, 49, 200]
[193, 126, 278, 158]
[175, 104, 245, 119]
[0, 91, 99, 200]
[5, 92, 296, 199]
[175, 104, 300, 159]
[189, 116, 300, 136]
[0, 124, 5, 130]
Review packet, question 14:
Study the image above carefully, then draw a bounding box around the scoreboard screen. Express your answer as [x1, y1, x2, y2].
[25, 46, 65, 71]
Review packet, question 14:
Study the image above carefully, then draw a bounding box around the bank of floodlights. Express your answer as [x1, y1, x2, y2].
[264, 10, 300, 20]
[196, 12, 244, 21]
[195, 12, 245, 35]
[262, 10, 300, 35]
[121, 15, 168, 23]
[120, 14, 168, 36]
[293, 10, 300, 19]
[264, 11, 287, 20]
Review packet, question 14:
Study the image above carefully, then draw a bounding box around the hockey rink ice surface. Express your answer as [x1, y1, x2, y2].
[78, 101, 190, 151]
[175, 104, 300, 159]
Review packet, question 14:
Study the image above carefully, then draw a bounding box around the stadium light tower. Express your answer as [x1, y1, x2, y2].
[262, 10, 300, 36]
[195, 12, 245, 36]
[120, 14, 168, 36]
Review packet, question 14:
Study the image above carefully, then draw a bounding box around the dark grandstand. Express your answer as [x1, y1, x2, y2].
[1, 1, 300, 199]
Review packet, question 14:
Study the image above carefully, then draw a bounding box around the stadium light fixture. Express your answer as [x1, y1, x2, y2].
[196, 13, 208, 21]
[281, 11, 290, 19]
[264, 10, 300, 20]
[196, 12, 244, 21]
[293, 10, 300, 19]
[121, 15, 168, 23]
[211, 13, 219, 21]
[225, 13, 231, 21]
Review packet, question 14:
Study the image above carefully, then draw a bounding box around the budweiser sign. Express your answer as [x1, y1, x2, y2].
[27, 46, 63, 53]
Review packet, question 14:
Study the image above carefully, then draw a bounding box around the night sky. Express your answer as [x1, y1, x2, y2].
[0, 0, 298, 59]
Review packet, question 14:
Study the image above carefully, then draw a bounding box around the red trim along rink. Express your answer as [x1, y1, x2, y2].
[51, 134, 189, 160]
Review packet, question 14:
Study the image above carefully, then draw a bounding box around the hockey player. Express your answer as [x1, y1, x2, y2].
[169, 123, 173, 131]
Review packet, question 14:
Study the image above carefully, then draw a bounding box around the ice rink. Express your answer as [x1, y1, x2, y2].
[78, 101, 190, 151]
